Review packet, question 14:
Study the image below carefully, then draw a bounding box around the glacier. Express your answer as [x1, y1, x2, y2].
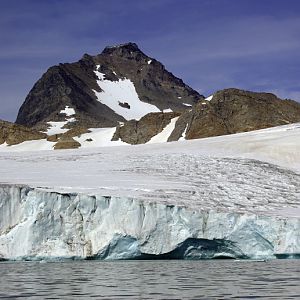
[0, 123, 300, 260]
[0, 184, 299, 261]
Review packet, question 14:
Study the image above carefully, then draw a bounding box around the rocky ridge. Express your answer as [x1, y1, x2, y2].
[114, 88, 300, 144]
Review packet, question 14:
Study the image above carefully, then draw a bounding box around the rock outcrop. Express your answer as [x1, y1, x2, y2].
[53, 136, 81, 150]
[112, 112, 180, 144]
[170, 88, 300, 141]
[0, 120, 46, 145]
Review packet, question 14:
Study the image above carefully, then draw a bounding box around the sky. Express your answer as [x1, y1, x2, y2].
[1, 0, 300, 121]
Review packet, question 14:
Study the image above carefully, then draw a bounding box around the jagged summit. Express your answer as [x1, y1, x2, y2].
[102, 42, 145, 55]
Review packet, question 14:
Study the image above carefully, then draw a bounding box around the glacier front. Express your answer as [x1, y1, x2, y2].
[0, 184, 299, 261]
[0, 123, 300, 260]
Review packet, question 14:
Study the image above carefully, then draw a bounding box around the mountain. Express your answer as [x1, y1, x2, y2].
[1, 42, 299, 151]
[15, 42, 202, 132]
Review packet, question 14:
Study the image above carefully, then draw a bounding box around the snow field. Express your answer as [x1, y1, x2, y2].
[94, 65, 160, 120]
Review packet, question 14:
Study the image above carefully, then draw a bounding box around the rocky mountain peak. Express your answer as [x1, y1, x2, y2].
[101, 42, 145, 58]
[15, 42, 202, 131]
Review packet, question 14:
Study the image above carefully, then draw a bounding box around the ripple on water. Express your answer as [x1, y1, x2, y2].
[0, 260, 299, 299]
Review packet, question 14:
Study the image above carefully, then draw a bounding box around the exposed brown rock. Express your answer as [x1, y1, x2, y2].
[209, 88, 300, 133]
[0, 120, 46, 146]
[168, 101, 227, 141]
[46, 134, 61, 142]
[62, 126, 91, 138]
[112, 112, 180, 144]
[170, 88, 300, 141]
[53, 136, 81, 150]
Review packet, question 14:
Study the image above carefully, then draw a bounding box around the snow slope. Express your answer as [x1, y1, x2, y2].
[94, 65, 160, 120]
[0, 121, 299, 173]
[0, 122, 299, 215]
[147, 117, 179, 144]
[0, 140, 55, 151]
[74, 127, 127, 148]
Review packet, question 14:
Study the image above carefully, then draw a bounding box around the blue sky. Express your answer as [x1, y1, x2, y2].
[1, 0, 300, 121]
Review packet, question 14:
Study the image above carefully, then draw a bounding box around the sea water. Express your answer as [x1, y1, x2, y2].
[0, 260, 299, 299]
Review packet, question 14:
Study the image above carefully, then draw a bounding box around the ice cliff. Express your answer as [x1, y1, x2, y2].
[1, 184, 299, 261]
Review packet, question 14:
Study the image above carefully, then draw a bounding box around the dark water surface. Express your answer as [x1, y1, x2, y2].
[0, 260, 299, 299]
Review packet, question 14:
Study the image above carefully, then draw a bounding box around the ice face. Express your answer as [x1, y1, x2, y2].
[0, 184, 299, 261]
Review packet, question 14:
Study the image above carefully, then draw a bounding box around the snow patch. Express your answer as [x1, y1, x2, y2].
[45, 118, 76, 136]
[148, 117, 179, 144]
[94, 65, 160, 120]
[60, 106, 75, 117]
[44, 121, 70, 135]
[74, 127, 127, 148]
[0, 140, 55, 152]
[44, 106, 77, 135]
[163, 108, 173, 113]
[183, 103, 192, 107]
[205, 95, 213, 101]
[179, 124, 188, 141]
[147, 60, 152, 65]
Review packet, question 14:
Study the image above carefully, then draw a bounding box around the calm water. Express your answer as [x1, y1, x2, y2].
[0, 260, 299, 299]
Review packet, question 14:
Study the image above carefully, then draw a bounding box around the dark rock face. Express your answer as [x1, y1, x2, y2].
[16, 58, 124, 131]
[0, 120, 46, 145]
[16, 42, 203, 130]
[112, 112, 180, 144]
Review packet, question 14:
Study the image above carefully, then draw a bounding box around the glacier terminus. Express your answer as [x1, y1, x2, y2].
[0, 123, 299, 261]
